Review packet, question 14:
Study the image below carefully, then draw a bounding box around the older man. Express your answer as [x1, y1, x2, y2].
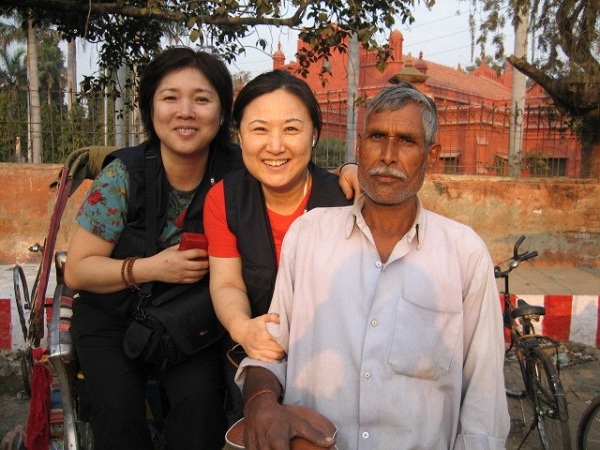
[236, 84, 510, 450]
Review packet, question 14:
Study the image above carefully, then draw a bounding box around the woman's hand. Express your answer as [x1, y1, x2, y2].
[235, 314, 285, 362]
[336, 162, 360, 201]
[148, 245, 210, 284]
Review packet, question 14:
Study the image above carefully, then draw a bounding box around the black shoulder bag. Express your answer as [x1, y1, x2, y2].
[122, 146, 225, 369]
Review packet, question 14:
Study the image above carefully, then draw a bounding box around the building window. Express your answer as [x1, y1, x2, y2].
[439, 150, 461, 174]
[529, 157, 567, 177]
[442, 157, 459, 174]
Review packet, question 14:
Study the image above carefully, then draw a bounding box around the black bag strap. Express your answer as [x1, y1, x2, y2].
[139, 144, 159, 298]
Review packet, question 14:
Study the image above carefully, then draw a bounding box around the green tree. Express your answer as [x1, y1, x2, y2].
[464, 55, 506, 74]
[0, 0, 434, 79]
[0, 14, 44, 162]
[0, 46, 27, 161]
[469, 0, 600, 178]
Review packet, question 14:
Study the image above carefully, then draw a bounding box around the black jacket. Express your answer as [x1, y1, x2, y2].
[77, 141, 243, 320]
[223, 162, 351, 317]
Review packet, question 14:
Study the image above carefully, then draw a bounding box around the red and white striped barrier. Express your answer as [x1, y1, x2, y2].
[1, 294, 599, 351]
[514, 294, 600, 348]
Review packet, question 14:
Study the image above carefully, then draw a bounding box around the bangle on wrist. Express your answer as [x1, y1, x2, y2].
[243, 389, 278, 417]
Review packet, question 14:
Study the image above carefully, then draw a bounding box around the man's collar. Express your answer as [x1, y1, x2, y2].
[348, 195, 424, 248]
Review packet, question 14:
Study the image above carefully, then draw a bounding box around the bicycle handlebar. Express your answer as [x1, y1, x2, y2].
[513, 235, 526, 259]
[494, 236, 538, 278]
[521, 250, 538, 261]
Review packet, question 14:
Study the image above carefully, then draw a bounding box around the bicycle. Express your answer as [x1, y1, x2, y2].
[495, 235, 572, 450]
[576, 390, 600, 448]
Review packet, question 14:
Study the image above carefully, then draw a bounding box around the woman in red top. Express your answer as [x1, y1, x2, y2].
[204, 70, 357, 423]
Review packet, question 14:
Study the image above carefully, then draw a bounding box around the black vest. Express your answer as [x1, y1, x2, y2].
[78, 141, 244, 319]
[224, 162, 351, 317]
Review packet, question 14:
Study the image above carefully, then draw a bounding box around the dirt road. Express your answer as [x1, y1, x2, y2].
[1, 342, 599, 448]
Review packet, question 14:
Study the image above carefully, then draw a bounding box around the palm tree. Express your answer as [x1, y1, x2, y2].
[0, 14, 43, 162]
[0, 46, 27, 161]
[0, 46, 26, 86]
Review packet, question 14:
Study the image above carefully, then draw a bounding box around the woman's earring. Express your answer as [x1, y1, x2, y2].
[219, 118, 224, 126]
[312, 137, 316, 148]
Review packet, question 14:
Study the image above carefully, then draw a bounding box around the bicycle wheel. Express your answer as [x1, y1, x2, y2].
[577, 395, 600, 450]
[12, 265, 30, 340]
[528, 348, 571, 450]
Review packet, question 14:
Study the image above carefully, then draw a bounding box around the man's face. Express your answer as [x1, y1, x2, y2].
[356, 103, 439, 206]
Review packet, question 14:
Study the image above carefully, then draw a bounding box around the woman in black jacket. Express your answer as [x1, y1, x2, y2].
[64, 47, 242, 450]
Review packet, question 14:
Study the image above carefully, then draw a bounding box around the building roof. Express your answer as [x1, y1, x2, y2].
[274, 30, 543, 106]
[424, 60, 511, 102]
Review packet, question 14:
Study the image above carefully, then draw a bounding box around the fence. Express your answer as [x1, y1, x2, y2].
[0, 85, 582, 177]
[316, 95, 582, 177]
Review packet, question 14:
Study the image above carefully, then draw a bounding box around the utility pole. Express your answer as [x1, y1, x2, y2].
[345, 33, 359, 163]
[508, 10, 529, 177]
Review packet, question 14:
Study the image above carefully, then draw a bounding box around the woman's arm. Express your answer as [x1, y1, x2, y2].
[209, 255, 284, 362]
[64, 224, 210, 293]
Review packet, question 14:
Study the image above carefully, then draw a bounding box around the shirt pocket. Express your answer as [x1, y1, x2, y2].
[388, 297, 461, 380]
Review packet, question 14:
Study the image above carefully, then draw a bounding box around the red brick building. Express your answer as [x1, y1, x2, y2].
[271, 30, 581, 177]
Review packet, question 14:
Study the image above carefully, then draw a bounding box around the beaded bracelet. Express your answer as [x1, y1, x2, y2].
[243, 389, 278, 417]
[120, 258, 130, 288]
[125, 256, 141, 291]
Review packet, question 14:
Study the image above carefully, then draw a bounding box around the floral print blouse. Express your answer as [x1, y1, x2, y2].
[76, 158, 196, 246]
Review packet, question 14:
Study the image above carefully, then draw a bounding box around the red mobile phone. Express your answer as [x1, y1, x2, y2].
[178, 232, 208, 252]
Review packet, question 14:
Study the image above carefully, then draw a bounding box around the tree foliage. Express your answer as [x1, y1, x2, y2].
[473, 0, 599, 113]
[0, 0, 434, 79]
[471, 0, 600, 176]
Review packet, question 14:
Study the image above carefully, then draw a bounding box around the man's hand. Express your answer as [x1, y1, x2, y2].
[243, 400, 336, 450]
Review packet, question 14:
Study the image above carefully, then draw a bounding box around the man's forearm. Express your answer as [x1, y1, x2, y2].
[242, 366, 282, 418]
[243, 366, 282, 400]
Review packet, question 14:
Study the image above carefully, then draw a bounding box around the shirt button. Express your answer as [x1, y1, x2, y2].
[371, 319, 378, 327]
[364, 372, 371, 379]
[375, 261, 382, 268]
[362, 431, 370, 439]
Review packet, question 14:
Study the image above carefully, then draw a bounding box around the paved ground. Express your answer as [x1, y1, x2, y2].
[0, 352, 30, 443]
[505, 341, 600, 449]
[504, 266, 600, 296]
[1, 340, 599, 448]
[1, 264, 598, 446]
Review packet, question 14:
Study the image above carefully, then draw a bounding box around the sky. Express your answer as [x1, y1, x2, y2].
[70, 0, 516, 83]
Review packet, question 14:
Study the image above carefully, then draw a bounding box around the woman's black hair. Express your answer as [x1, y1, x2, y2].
[138, 47, 233, 147]
[232, 70, 322, 142]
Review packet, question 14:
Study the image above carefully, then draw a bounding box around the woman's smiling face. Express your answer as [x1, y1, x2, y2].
[152, 67, 222, 159]
[237, 89, 314, 194]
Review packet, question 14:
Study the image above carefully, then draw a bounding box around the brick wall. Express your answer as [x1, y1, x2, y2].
[1, 163, 599, 267]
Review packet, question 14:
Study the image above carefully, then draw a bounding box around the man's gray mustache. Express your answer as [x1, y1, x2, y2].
[368, 166, 407, 180]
